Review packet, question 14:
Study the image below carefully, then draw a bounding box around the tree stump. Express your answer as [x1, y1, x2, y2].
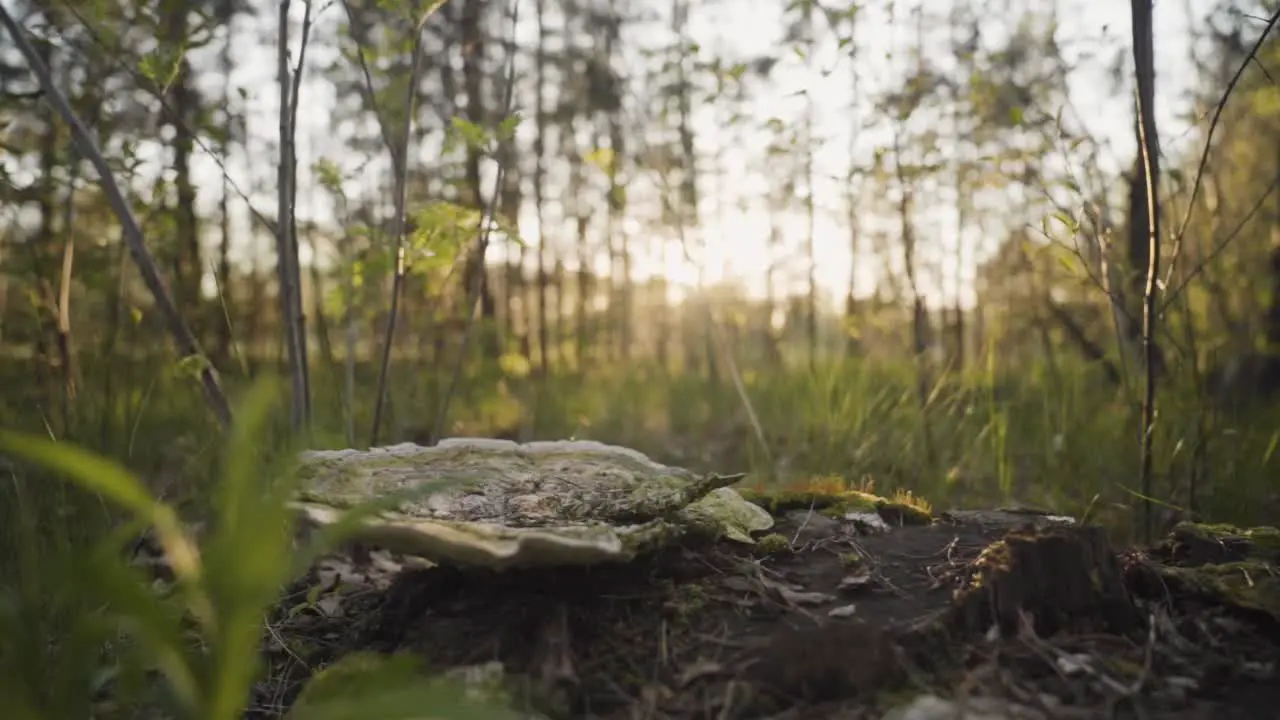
[1124, 522, 1280, 627]
[948, 525, 1141, 639]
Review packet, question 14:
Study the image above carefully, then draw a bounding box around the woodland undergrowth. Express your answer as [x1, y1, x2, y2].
[0, 352, 1276, 719]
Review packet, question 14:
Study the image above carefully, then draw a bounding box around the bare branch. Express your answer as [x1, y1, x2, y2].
[1165, 7, 1280, 285]
[59, 2, 280, 237]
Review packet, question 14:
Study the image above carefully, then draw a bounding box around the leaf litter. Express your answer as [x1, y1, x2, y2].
[182, 505, 1280, 719]
[121, 441, 1280, 719]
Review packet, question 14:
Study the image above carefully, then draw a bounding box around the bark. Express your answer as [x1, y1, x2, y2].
[216, 17, 236, 364]
[534, 0, 550, 376]
[948, 526, 1140, 639]
[459, 0, 496, 354]
[1127, 0, 1165, 379]
[1133, 0, 1163, 543]
[163, 4, 202, 321]
[1266, 142, 1280, 353]
[603, 11, 628, 359]
[844, 64, 860, 359]
[33, 36, 58, 418]
[802, 4, 817, 370]
[277, 0, 309, 430]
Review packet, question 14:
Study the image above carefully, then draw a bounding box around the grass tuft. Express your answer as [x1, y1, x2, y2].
[0, 375, 523, 719]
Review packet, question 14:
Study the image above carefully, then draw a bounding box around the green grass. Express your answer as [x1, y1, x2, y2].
[0, 375, 534, 719]
[1, 352, 1276, 717]
[7, 352, 1277, 534]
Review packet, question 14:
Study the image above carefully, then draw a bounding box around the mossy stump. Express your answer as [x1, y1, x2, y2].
[948, 525, 1141, 639]
[1125, 522, 1280, 625]
[1165, 522, 1280, 565]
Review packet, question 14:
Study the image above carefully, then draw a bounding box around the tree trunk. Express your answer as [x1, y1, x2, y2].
[1127, 0, 1165, 378]
[949, 525, 1140, 639]
[534, 0, 550, 376]
[164, 5, 202, 322]
[459, 0, 497, 357]
[1266, 145, 1280, 354]
[277, 0, 309, 430]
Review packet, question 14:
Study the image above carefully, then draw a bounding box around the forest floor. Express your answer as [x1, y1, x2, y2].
[249, 504, 1280, 720]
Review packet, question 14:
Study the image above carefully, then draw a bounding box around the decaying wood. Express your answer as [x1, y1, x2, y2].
[948, 525, 1141, 639]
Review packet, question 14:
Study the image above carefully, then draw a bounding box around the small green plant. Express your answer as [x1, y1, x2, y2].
[755, 533, 792, 555]
[0, 376, 524, 720]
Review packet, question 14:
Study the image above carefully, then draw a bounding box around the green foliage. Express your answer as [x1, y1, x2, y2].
[8, 3, 1280, 714]
[289, 653, 525, 720]
[582, 147, 616, 175]
[449, 117, 490, 152]
[408, 201, 483, 268]
[445, 113, 524, 155]
[138, 48, 186, 95]
[496, 112, 524, 142]
[312, 158, 345, 197]
[0, 377, 523, 720]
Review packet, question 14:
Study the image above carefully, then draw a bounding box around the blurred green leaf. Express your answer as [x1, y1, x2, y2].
[74, 543, 203, 715]
[202, 377, 300, 719]
[583, 147, 615, 175]
[313, 158, 345, 196]
[289, 653, 527, 720]
[0, 432, 201, 584]
[496, 112, 523, 142]
[499, 353, 532, 379]
[449, 117, 491, 153]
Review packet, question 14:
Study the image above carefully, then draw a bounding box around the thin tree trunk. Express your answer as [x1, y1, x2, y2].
[164, 4, 202, 322]
[803, 2, 817, 370]
[277, 0, 308, 430]
[1132, 0, 1162, 542]
[844, 13, 860, 358]
[534, 0, 550, 376]
[459, 0, 497, 358]
[1127, 0, 1165, 381]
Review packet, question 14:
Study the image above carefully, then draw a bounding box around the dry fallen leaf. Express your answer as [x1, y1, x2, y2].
[838, 570, 876, 592]
[828, 604, 858, 618]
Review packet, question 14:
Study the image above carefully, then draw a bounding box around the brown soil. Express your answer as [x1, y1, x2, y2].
[252, 508, 1280, 719]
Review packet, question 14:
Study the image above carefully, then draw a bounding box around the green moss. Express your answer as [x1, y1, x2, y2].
[876, 501, 933, 526]
[840, 491, 885, 515]
[1099, 655, 1144, 679]
[755, 533, 792, 554]
[839, 552, 864, 567]
[1173, 521, 1280, 560]
[626, 473, 707, 516]
[966, 538, 1012, 589]
[739, 485, 935, 526]
[1159, 560, 1280, 621]
[1249, 526, 1280, 554]
[738, 487, 881, 517]
[665, 583, 712, 621]
[677, 487, 774, 543]
[875, 688, 926, 713]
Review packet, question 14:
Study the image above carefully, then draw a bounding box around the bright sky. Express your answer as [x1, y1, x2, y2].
[660, 0, 1220, 308]
[165, 0, 1234, 308]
